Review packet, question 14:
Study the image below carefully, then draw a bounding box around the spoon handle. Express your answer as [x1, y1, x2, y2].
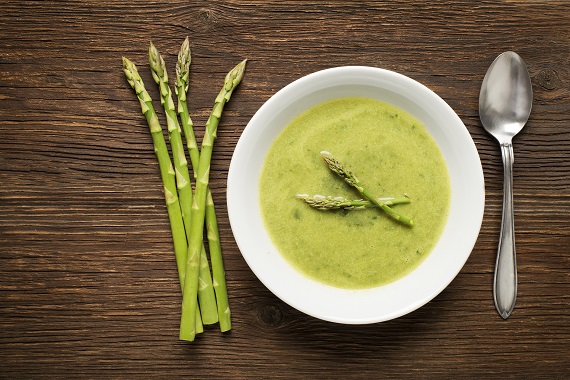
[494, 142, 518, 319]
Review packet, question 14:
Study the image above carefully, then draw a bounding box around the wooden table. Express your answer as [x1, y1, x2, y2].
[1, 1, 569, 378]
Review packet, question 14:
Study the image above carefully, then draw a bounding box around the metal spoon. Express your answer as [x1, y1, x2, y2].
[479, 51, 533, 319]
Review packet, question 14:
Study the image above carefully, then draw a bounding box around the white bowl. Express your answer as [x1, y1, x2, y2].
[227, 66, 484, 324]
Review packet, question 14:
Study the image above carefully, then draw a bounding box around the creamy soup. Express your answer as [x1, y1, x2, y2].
[259, 97, 451, 289]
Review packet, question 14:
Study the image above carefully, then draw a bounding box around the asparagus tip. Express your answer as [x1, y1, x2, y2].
[148, 41, 156, 59]
[233, 59, 247, 80]
[176, 37, 192, 89]
[179, 37, 191, 57]
[148, 41, 156, 60]
[122, 56, 132, 69]
[231, 59, 247, 77]
[122, 57, 137, 87]
[148, 42, 164, 71]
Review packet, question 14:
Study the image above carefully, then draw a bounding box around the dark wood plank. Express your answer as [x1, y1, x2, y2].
[1, 0, 569, 378]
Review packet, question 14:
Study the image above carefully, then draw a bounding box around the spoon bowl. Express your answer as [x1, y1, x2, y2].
[479, 51, 533, 319]
[480, 52, 533, 143]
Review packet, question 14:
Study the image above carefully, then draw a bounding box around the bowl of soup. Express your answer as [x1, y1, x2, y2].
[227, 66, 484, 324]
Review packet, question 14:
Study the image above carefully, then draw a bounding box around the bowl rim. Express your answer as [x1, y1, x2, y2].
[227, 65, 485, 324]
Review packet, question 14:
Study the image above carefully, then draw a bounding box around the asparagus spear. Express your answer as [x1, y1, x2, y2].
[149, 43, 218, 325]
[180, 59, 247, 341]
[175, 39, 232, 333]
[320, 151, 414, 226]
[296, 194, 411, 210]
[122, 57, 202, 333]
[174, 37, 200, 174]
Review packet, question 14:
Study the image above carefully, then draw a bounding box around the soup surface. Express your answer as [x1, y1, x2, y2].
[259, 97, 451, 289]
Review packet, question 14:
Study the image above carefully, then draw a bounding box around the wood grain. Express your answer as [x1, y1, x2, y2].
[1, 0, 569, 378]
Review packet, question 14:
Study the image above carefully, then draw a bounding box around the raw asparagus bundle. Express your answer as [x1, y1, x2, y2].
[123, 39, 245, 342]
[320, 151, 414, 226]
[179, 59, 247, 342]
[149, 42, 219, 325]
[296, 194, 411, 210]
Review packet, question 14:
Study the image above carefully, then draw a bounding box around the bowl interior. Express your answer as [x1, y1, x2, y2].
[227, 66, 484, 324]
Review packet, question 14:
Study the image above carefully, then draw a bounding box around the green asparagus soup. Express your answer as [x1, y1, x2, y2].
[259, 97, 451, 289]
